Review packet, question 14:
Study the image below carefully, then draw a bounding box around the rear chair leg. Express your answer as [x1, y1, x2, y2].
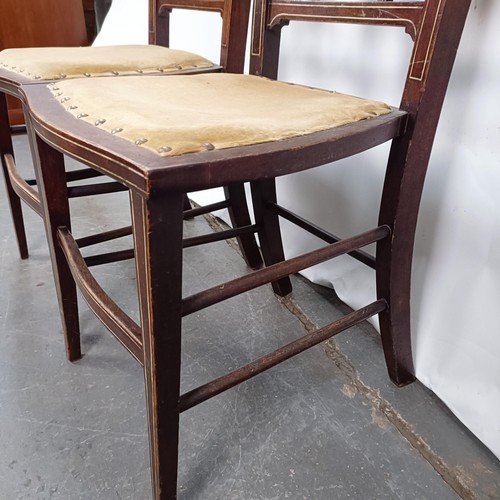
[376, 139, 418, 387]
[225, 183, 263, 269]
[0, 93, 29, 259]
[251, 178, 292, 296]
[376, 232, 415, 387]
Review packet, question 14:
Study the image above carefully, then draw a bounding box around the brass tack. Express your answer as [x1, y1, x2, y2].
[84, 73, 91, 77]
[51, 87, 59, 91]
[111, 127, 123, 134]
[59, 73, 67, 79]
[60, 97, 71, 103]
[136, 69, 143, 73]
[157, 67, 165, 72]
[34, 76, 41, 80]
[203, 143, 215, 151]
[95, 118, 106, 126]
[77, 113, 88, 119]
[176, 65, 183, 70]
[158, 146, 172, 153]
[112, 71, 119, 76]
[69, 105, 78, 110]
[135, 138, 148, 145]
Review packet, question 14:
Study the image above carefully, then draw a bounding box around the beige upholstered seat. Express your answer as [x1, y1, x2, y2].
[0, 45, 216, 81]
[49, 73, 392, 156]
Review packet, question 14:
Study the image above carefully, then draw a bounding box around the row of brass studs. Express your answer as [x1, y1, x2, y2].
[1, 61, 206, 81]
[48, 82, 217, 155]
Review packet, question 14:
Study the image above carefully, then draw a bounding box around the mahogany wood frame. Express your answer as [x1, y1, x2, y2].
[0, 0, 260, 268]
[21, 0, 471, 498]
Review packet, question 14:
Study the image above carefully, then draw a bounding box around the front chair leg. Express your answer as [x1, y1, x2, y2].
[32, 134, 81, 361]
[130, 191, 184, 499]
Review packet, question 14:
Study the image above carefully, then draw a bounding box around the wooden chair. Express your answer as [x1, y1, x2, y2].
[0, 0, 261, 268]
[22, 0, 471, 497]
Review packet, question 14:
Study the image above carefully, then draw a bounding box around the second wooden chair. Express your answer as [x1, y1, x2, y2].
[0, 0, 261, 267]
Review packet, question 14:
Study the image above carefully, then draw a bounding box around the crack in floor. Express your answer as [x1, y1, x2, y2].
[278, 292, 477, 500]
[204, 209, 479, 499]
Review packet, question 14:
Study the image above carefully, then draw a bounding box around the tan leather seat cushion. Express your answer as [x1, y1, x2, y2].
[49, 73, 392, 156]
[0, 45, 215, 80]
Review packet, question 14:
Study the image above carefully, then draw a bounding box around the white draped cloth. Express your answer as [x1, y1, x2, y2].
[95, 0, 500, 460]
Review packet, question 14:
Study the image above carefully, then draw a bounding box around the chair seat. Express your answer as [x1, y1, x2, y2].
[48, 73, 392, 156]
[0, 45, 216, 81]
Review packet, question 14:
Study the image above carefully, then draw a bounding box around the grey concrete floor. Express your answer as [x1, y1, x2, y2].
[0, 135, 499, 499]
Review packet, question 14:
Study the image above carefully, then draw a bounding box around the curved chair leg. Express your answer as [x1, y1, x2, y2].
[376, 236, 415, 387]
[224, 183, 263, 269]
[33, 132, 81, 361]
[376, 137, 420, 387]
[251, 178, 292, 296]
[376, 0, 471, 387]
[0, 93, 29, 259]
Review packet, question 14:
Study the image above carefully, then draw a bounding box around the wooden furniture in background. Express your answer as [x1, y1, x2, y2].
[0, 0, 88, 125]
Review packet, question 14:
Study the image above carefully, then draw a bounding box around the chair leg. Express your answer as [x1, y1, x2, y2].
[376, 139, 419, 387]
[130, 191, 184, 500]
[376, 236, 415, 387]
[183, 192, 192, 212]
[224, 183, 263, 269]
[0, 93, 29, 259]
[251, 178, 292, 296]
[32, 133, 81, 361]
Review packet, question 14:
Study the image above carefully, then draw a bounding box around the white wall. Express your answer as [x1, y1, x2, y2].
[276, 1, 500, 459]
[95, 0, 500, 459]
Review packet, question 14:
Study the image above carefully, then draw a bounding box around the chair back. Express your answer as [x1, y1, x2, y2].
[149, 0, 252, 73]
[250, 0, 469, 126]
[248, 0, 471, 382]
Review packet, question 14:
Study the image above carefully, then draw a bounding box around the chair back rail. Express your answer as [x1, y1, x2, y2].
[150, 0, 251, 73]
[251, 0, 468, 114]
